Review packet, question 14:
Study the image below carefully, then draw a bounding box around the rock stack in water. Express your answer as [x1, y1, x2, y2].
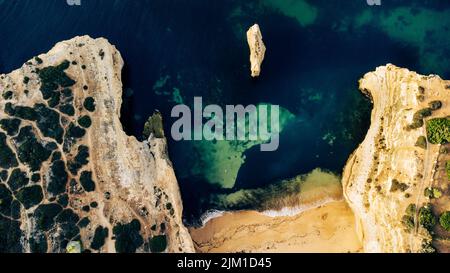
[247, 24, 266, 77]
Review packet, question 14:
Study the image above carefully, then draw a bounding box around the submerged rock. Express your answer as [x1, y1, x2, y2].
[247, 24, 266, 77]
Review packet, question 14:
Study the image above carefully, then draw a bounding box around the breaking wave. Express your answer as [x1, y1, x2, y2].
[199, 168, 343, 225]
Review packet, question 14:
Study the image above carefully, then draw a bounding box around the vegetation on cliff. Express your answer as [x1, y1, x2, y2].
[113, 219, 144, 253]
[426, 117, 450, 144]
[419, 204, 437, 232]
[439, 211, 450, 231]
[143, 112, 164, 139]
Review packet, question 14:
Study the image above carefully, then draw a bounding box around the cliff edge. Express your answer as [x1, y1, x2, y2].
[0, 36, 194, 253]
[343, 64, 450, 253]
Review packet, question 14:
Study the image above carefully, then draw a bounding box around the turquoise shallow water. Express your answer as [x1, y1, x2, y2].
[1, 0, 449, 223]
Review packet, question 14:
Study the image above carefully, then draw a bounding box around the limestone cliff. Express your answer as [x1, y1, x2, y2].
[343, 64, 450, 253]
[0, 36, 194, 253]
[247, 24, 266, 77]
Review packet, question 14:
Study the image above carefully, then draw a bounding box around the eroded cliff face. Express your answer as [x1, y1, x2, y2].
[343, 64, 449, 253]
[0, 36, 194, 253]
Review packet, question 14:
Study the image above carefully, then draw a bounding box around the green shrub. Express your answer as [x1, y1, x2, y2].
[2, 91, 13, 100]
[77, 115, 92, 128]
[31, 173, 41, 182]
[75, 145, 89, 165]
[0, 118, 21, 136]
[439, 211, 450, 231]
[55, 209, 79, 224]
[415, 136, 427, 149]
[426, 118, 450, 144]
[67, 123, 86, 139]
[68, 145, 90, 175]
[113, 219, 143, 253]
[47, 92, 60, 108]
[38, 60, 75, 88]
[424, 187, 442, 199]
[390, 179, 409, 192]
[10, 200, 21, 220]
[77, 217, 90, 228]
[15, 185, 44, 209]
[80, 171, 95, 192]
[402, 204, 417, 232]
[148, 235, 167, 253]
[34, 104, 64, 143]
[29, 234, 48, 253]
[0, 184, 13, 217]
[421, 239, 436, 253]
[408, 108, 433, 130]
[405, 204, 417, 216]
[14, 126, 53, 171]
[60, 104, 75, 116]
[47, 160, 68, 196]
[417, 108, 433, 119]
[10, 105, 38, 121]
[83, 97, 96, 112]
[419, 204, 436, 231]
[33, 203, 63, 231]
[7, 168, 29, 191]
[402, 215, 415, 231]
[90, 226, 109, 250]
[0, 170, 8, 181]
[429, 100, 442, 111]
[0, 215, 22, 252]
[0, 132, 18, 169]
[57, 194, 69, 207]
[143, 112, 164, 139]
[59, 222, 80, 243]
[34, 56, 43, 64]
[408, 119, 424, 130]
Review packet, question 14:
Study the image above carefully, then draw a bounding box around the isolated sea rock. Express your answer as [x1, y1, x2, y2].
[0, 36, 194, 253]
[342, 64, 450, 253]
[247, 24, 266, 77]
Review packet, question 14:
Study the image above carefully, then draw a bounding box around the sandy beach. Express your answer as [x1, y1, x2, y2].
[190, 201, 361, 253]
[190, 170, 362, 253]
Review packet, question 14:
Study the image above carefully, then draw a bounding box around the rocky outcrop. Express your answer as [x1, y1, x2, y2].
[342, 64, 449, 253]
[247, 24, 266, 77]
[0, 36, 194, 253]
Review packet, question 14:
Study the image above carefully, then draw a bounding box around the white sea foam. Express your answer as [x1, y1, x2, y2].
[200, 209, 226, 225]
[199, 197, 343, 226]
[260, 197, 343, 218]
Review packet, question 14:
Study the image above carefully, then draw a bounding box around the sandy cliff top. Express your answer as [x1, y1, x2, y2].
[343, 64, 449, 253]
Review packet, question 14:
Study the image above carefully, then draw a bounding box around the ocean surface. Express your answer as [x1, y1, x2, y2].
[1, 0, 450, 224]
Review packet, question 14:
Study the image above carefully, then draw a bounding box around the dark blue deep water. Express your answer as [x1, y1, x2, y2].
[1, 0, 450, 223]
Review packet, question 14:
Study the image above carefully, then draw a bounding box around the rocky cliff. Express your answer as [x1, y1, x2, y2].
[0, 36, 194, 253]
[247, 24, 266, 77]
[343, 64, 450, 253]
